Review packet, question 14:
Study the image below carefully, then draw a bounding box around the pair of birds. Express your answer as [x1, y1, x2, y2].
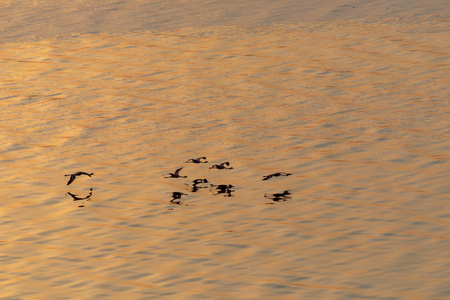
[186, 157, 234, 170]
[165, 161, 233, 178]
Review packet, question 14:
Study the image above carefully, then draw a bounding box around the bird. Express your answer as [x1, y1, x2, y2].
[165, 167, 187, 178]
[186, 157, 208, 163]
[209, 162, 233, 170]
[65, 171, 94, 185]
[262, 172, 292, 181]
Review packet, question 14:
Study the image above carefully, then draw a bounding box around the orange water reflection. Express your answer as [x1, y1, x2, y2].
[0, 15, 449, 299]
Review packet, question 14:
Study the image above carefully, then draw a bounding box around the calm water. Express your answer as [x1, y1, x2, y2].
[0, 7, 449, 300]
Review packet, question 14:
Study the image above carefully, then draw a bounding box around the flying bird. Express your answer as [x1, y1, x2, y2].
[262, 172, 292, 181]
[165, 167, 187, 178]
[186, 157, 208, 163]
[209, 162, 233, 170]
[65, 171, 94, 186]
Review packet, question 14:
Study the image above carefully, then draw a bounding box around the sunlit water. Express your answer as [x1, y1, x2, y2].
[0, 11, 449, 300]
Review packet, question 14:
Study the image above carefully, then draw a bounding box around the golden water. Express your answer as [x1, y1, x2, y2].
[0, 10, 449, 300]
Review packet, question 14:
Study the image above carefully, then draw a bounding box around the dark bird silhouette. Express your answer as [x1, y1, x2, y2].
[186, 157, 208, 163]
[209, 162, 233, 170]
[262, 172, 292, 181]
[165, 167, 187, 178]
[65, 171, 94, 185]
[264, 190, 291, 202]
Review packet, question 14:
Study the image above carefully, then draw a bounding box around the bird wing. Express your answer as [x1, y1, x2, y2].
[174, 167, 183, 175]
[262, 174, 272, 181]
[67, 174, 76, 185]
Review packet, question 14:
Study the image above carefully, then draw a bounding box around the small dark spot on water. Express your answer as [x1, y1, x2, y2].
[412, 221, 427, 226]
[263, 283, 291, 290]
[204, 280, 220, 284]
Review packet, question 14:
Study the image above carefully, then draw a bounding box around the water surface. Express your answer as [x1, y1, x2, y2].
[0, 2, 449, 299]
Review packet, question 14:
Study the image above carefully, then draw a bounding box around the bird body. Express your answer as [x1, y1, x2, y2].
[65, 171, 94, 185]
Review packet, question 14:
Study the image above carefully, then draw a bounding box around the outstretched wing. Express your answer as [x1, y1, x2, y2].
[174, 167, 183, 176]
[262, 174, 272, 181]
[67, 174, 76, 185]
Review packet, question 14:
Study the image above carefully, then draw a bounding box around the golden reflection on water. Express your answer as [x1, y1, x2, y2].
[0, 16, 449, 299]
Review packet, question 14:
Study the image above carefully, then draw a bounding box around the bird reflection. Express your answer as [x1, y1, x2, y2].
[66, 188, 93, 201]
[210, 184, 235, 197]
[264, 190, 291, 202]
[170, 192, 187, 205]
[191, 179, 209, 192]
[262, 172, 292, 181]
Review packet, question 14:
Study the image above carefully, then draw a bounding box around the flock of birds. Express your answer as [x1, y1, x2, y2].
[164, 157, 292, 204]
[64, 156, 292, 206]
